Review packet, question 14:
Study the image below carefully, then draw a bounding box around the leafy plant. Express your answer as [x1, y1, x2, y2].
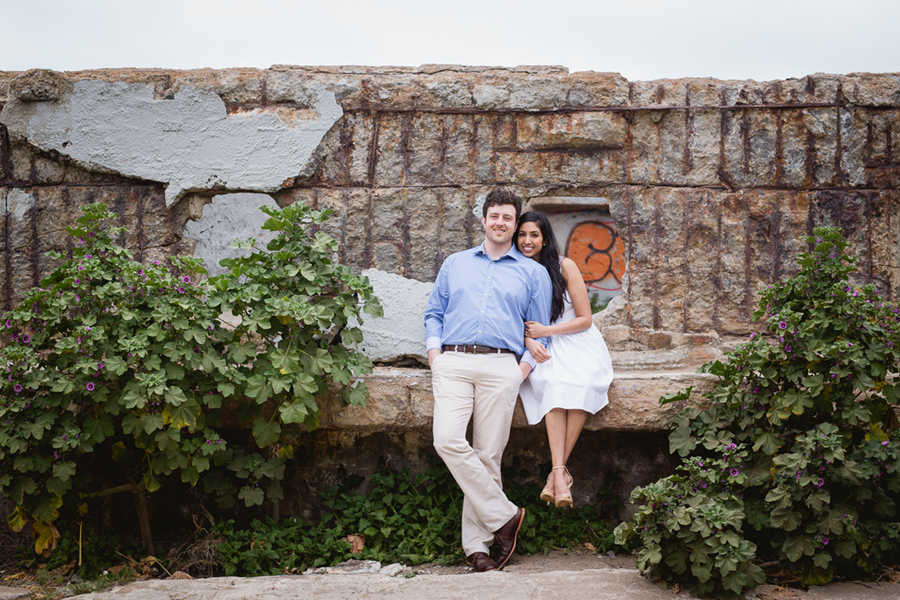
[0, 201, 381, 556]
[214, 457, 623, 575]
[616, 227, 900, 596]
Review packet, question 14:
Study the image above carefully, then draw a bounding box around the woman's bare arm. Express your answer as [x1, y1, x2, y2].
[524, 258, 594, 338]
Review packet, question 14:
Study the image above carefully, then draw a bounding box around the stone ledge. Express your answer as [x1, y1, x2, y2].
[317, 367, 717, 433]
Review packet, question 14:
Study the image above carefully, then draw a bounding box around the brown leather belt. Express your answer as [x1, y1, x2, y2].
[442, 344, 514, 355]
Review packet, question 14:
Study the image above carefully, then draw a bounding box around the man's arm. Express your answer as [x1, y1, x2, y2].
[424, 262, 450, 367]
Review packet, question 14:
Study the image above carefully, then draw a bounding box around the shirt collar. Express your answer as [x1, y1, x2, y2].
[476, 241, 521, 261]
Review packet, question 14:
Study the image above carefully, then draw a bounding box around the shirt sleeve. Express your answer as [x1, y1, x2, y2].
[525, 265, 552, 349]
[520, 349, 537, 369]
[424, 261, 450, 352]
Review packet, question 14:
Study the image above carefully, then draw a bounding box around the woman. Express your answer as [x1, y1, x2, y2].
[516, 212, 613, 508]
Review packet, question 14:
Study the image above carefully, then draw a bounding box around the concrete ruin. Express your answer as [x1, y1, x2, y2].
[2, 66, 899, 512]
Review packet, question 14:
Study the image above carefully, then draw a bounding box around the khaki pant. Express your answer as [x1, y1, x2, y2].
[431, 351, 522, 555]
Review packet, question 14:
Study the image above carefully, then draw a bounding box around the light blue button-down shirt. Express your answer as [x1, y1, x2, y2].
[424, 242, 552, 366]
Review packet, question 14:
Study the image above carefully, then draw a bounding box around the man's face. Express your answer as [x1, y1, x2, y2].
[481, 204, 518, 246]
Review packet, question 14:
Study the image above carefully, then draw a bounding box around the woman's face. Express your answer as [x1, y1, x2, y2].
[516, 221, 545, 260]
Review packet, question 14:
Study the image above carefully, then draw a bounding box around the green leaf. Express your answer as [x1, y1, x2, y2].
[230, 342, 257, 364]
[165, 386, 188, 407]
[252, 418, 281, 448]
[245, 375, 271, 403]
[52, 462, 76, 482]
[668, 425, 697, 458]
[752, 431, 784, 455]
[278, 401, 308, 424]
[660, 386, 693, 405]
[782, 533, 814, 562]
[238, 486, 265, 506]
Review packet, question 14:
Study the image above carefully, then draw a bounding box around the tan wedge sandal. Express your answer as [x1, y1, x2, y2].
[552, 466, 574, 509]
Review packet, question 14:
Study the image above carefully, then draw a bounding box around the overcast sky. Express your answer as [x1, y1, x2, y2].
[2, 0, 897, 82]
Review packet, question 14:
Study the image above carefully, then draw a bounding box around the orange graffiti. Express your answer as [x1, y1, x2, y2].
[565, 221, 626, 289]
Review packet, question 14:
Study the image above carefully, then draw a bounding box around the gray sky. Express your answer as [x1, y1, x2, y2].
[2, 0, 898, 81]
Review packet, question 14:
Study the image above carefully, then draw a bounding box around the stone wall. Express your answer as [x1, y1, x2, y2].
[2, 67, 898, 340]
[2, 66, 899, 508]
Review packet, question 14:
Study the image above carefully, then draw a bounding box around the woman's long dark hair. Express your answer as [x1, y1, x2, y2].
[516, 212, 566, 323]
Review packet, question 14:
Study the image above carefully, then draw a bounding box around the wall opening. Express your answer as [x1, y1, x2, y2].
[524, 196, 626, 312]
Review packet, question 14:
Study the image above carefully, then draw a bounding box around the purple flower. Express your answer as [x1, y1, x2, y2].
[883, 441, 890, 446]
[5, 320, 11, 328]
[785, 345, 792, 352]
[853, 291, 858, 297]
[182, 276, 191, 284]
[730, 468, 739, 476]
[77, 266, 85, 271]
[86, 382, 95, 391]
[97, 362, 103, 370]
[86, 254, 92, 259]
[779, 321, 787, 329]
[153, 260, 160, 266]
[13, 384, 22, 393]
[75, 279, 81, 284]
[177, 287, 185, 294]
[697, 461, 704, 467]
[821, 537, 829, 547]
[727, 443, 737, 450]
[138, 269, 144, 276]
[21, 334, 31, 344]
[750, 332, 756, 339]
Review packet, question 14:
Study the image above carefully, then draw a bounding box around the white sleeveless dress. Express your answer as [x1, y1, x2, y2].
[519, 291, 613, 425]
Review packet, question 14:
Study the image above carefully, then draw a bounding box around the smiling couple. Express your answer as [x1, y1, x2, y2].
[424, 188, 613, 573]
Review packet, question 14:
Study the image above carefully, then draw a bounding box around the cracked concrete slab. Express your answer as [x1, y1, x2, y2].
[182, 193, 279, 276]
[356, 269, 432, 363]
[0, 79, 342, 206]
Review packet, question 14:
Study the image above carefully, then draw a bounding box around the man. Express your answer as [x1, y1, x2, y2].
[424, 189, 552, 572]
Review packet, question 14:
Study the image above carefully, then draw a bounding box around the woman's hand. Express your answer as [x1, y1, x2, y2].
[525, 321, 551, 339]
[525, 337, 551, 363]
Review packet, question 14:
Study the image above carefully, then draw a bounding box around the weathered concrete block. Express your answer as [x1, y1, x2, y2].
[566, 72, 630, 107]
[840, 107, 867, 186]
[842, 73, 900, 107]
[721, 109, 780, 188]
[802, 108, 839, 185]
[9, 68, 72, 101]
[316, 366, 716, 433]
[371, 114, 407, 187]
[516, 112, 627, 150]
[4, 188, 35, 250]
[442, 114, 477, 184]
[406, 187, 442, 281]
[343, 188, 372, 271]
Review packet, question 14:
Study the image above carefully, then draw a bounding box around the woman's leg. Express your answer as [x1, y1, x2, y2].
[546, 408, 590, 499]
[562, 409, 589, 465]
[544, 408, 569, 497]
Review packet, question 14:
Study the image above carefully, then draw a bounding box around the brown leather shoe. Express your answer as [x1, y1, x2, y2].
[493, 507, 525, 568]
[466, 551, 499, 572]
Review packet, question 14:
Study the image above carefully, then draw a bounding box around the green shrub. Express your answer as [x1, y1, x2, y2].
[0, 201, 381, 554]
[616, 227, 900, 596]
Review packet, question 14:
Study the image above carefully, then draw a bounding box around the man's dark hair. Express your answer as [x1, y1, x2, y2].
[482, 189, 523, 220]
